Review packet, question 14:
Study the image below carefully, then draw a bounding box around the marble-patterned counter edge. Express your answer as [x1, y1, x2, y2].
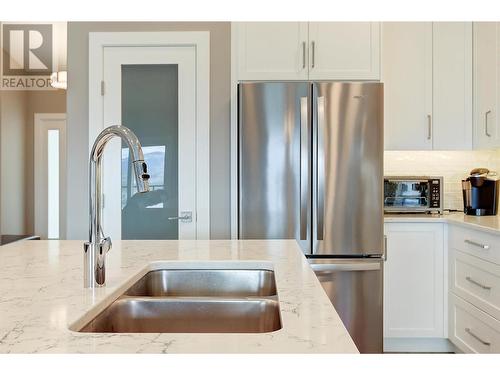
[0, 240, 359, 354]
[384, 213, 500, 236]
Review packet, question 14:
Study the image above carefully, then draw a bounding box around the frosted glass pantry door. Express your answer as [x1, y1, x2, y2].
[102, 46, 196, 240]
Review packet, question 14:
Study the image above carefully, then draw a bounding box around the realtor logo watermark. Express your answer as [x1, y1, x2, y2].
[1, 24, 54, 89]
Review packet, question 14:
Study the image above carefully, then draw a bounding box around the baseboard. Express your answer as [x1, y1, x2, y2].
[384, 338, 458, 353]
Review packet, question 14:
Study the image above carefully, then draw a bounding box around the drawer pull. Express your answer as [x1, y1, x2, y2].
[464, 239, 490, 250]
[466, 276, 492, 290]
[465, 328, 491, 346]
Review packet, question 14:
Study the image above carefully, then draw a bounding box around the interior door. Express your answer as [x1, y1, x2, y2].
[102, 46, 196, 240]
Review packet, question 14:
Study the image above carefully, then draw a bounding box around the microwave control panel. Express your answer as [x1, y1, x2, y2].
[429, 179, 441, 208]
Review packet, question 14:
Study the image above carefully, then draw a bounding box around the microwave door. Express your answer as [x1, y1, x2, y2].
[383, 177, 442, 213]
[312, 82, 384, 257]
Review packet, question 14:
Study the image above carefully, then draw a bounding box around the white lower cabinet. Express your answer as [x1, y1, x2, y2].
[449, 293, 500, 353]
[383, 222, 447, 351]
[448, 224, 500, 353]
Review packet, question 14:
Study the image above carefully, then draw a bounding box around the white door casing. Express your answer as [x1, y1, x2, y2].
[34, 113, 67, 239]
[88, 32, 210, 240]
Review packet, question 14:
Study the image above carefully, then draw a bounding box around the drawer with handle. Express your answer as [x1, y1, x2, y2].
[449, 293, 500, 353]
[449, 224, 500, 265]
[450, 249, 500, 321]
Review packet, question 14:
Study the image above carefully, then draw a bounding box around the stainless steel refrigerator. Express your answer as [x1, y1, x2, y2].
[238, 81, 385, 353]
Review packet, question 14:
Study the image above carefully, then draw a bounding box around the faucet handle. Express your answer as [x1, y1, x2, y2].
[99, 237, 112, 254]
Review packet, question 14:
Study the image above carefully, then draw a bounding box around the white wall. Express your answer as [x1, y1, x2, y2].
[0, 90, 66, 236]
[384, 150, 500, 211]
[1, 91, 29, 234]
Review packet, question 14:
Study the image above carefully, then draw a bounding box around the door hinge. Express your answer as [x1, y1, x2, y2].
[101, 80, 105, 96]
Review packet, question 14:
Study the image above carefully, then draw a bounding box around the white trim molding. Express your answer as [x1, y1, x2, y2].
[88, 31, 210, 239]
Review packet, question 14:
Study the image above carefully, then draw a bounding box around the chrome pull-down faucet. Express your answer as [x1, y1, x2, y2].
[84, 125, 150, 288]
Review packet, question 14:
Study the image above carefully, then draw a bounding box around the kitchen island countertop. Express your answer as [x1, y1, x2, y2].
[0, 239, 357, 353]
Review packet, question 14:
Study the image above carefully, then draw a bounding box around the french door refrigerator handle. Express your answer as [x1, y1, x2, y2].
[383, 235, 388, 261]
[300, 96, 310, 240]
[317, 96, 326, 241]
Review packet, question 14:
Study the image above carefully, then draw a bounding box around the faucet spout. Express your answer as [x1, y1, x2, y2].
[84, 125, 150, 288]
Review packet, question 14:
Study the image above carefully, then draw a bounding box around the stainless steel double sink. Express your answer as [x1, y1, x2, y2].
[78, 269, 282, 334]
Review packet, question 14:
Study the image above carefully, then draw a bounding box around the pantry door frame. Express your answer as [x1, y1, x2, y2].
[88, 31, 210, 239]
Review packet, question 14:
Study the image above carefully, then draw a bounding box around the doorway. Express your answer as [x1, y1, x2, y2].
[89, 32, 210, 240]
[34, 113, 67, 239]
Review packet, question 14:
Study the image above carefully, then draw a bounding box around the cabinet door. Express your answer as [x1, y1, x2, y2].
[384, 223, 445, 338]
[382, 23, 433, 150]
[433, 22, 473, 150]
[473, 22, 500, 149]
[235, 22, 308, 80]
[308, 22, 380, 80]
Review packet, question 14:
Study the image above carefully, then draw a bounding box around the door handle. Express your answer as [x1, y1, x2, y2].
[316, 96, 325, 241]
[300, 97, 310, 240]
[465, 276, 492, 290]
[168, 211, 192, 223]
[464, 239, 490, 250]
[427, 114, 432, 140]
[302, 41, 306, 69]
[311, 41, 316, 68]
[485, 110, 492, 137]
[383, 235, 388, 261]
[465, 328, 491, 346]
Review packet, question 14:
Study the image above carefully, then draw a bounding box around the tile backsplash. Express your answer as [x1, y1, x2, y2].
[384, 150, 500, 211]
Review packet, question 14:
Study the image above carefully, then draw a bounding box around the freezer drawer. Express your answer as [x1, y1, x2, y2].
[309, 258, 383, 353]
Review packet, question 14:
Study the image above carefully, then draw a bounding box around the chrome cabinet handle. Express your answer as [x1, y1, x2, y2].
[465, 328, 491, 346]
[466, 276, 492, 290]
[311, 41, 315, 68]
[316, 96, 325, 241]
[302, 42, 306, 69]
[299, 97, 310, 240]
[168, 211, 192, 223]
[485, 110, 492, 137]
[427, 114, 432, 140]
[464, 239, 490, 250]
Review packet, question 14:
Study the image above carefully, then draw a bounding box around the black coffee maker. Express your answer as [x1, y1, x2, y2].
[462, 168, 499, 216]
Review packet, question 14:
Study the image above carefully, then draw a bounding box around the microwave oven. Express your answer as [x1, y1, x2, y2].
[384, 176, 443, 214]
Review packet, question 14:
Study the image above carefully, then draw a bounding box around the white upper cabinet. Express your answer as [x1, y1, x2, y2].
[473, 22, 500, 149]
[235, 22, 308, 80]
[383, 22, 473, 151]
[308, 22, 380, 80]
[234, 22, 380, 80]
[382, 22, 433, 150]
[433, 22, 473, 150]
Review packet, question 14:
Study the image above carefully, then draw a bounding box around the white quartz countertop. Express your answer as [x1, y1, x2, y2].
[0, 240, 358, 353]
[385, 212, 500, 235]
